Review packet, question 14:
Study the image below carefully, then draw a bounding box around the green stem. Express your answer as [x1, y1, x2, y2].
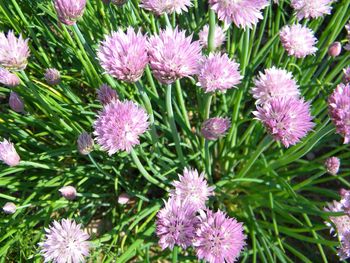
[88, 154, 113, 180]
[164, 13, 172, 28]
[175, 80, 191, 129]
[172, 246, 178, 263]
[166, 84, 186, 166]
[207, 9, 216, 52]
[72, 24, 97, 61]
[204, 140, 212, 183]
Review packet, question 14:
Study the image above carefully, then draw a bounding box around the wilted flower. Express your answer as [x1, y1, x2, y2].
[118, 193, 130, 205]
[325, 157, 340, 176]
[328, 42, 342, 57]
[343, 67, 350, 83]
[44, 68, 61, 85]
[97, 84, 119, 105]
[194, 209, 246, 263]
[170, 167, 215, 210]
[0, 31, 30, 71]
[3, 202, 16, 214]
[77, 131, 94, 155]
[328, 83, 350, 144]
[254, 97, 314, 147]
[140, 0, 191, 15]
[59, 186, 77, 200]
[0, 139, 20, 167]
[280, 24, 318, 58]
[252, 67, 300, 105]
[0, 67, 20, 87]
[39, 219, 90, 263]
[156, 197, 199, 250]
[9, 92, 24, 113]
[54, 0, 87, 26]
[291, 0, 334, 20]
[198, 53, 242, 93]
[94, 100, 149, 154]
[201, 117, 231, 141]
[198, 25, 226, 50]
[208, 0, 269, 28]
[98, 28, 148, 83]
[147, 27, 202, 85]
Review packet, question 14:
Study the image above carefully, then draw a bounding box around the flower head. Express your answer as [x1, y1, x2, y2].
[98, 28, 148, 83]
[291, 0, 334, 20]
[194, 209, 246, 263]
[328, 83, 350, 144]
[44, 68, 61, 85]
[198, 25, 226, 50]
[9, 92, 24, 113]
[0, 139, 20, 167]
[0, 67, 20, 87]
[343, 67, 350, 83]
[140, 0, 191, 15]
[170, 167, 215, 210]
[39, 219, 90, 263]
[254, 97, 314, 147]
[201, 117, 231, 141]
[156, 197, 199, 250]
[340, 189, 350, 215]
[3, 202, 16, 214]
[338, 231, 350, 260]
[325, 157, 340, 176]
[59, 186, 77, 200]
[94, 100, 149, 154]
[280, 24, 317, 58]
[118, 193, 130, 205]
[252, 67, 300, 105]
[0, 31, 30, 71]
[328, 42, 342, 57]
[77, 131, 94, 155]
[97, 84, 119, 105]
[54, 0, 87, 25]
[209, 0, 269, 28]
[198, 53, 242, 93]
[147, 27, 202, 85]
[345, 22, 350, 51]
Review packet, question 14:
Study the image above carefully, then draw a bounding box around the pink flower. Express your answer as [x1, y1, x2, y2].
[194, 209, 246, 263]
[170, 167, 215, 210]
[325, 201, 350, 237]
[97, 84, 119, 105]
[291, 0, 334, 20]
[254, 97, 314, 147]
[328, 83, 350, 144]
[0, 31, 30, 71]
[343, 67, 350, 83]
[280, 24, 317, 58]
[198, 53, 242, 93]
[140, 0, 192, 15]
[328, 42, 342, 57]
[0, 67, 20, 87]
[98, 28, 148, 83]
[77, 131, 94, 155]
[251, 67, 300, 105]
[201, 117, 231, 141]
[2, 202, 16, 214]
[209, 0, 269, 28]
[147, 27, 202, 85]
[118, 193, 130, 205]
[9, 92, 24, 113]
[0, 139, 20, 167]
[325, 157, 340, 176]
[44, 68, 61, 85]
[198, 25, 226, 50]
[94, 100, 149, 154]
[39, 219, 90, 263]
[54, 0, 87, 25]
[345, 22, 350, 51]
[59, 186, 77, 200]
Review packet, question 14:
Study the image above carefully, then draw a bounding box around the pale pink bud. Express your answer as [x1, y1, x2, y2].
[118, 193, 130, 205]
[77, 132, 94, 155]
[0, 139, 20, 166]
[325, 157, 340, 175]
[44, 68, 61, 85]
[9, 92, 24, 113]
[328, 42, 342, 57]
[59, 186, 77, 200]
[2, 202, 16, 214]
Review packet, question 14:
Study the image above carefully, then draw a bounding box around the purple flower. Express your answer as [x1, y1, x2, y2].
[280, 24, 317, 58]
[59, 186, 77, 200]
[140, 0, 191, 15]
[328, 42, 342, 57]
[338, 231, 350, 260]
[147, 27, 202, 85]
[325, 157, 340, 176]
[170, 167, 215, 210]
[39, 219, 90, 263]
[254, 97, 314, 147]
[198, 25, 226, 50]
[198, 53, 242, 93]
[98, 28, 148, 83]
[77, 131, 94, 155]
[252, 67, 300, 105]
[94, 100, 149, 154]
[3, 202, 16, 214]
[156, 197, 199, 250]
[340, 189, 350, 215]
[0, 67, 20, 87]
[343, 67, 350, 83]
[345, 22, 350, 51]
[9, 92, 24, 113]
[291, 0, 334, 20]
[201, 117, 231, 141]
[54, 0, 87, 26]
[328, 83, 350, 144]
[0, 31, 30, 71]
[44, 68, 61, 85]
[208, 0, 269, 29]
[0, 139, 20, 167]
[97, 84, 119, 105]
[194, 209, 246, 263]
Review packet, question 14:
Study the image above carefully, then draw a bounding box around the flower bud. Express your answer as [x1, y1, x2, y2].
[59, 186, 77, 200]
[201, 117, 231, 140]
[3, 202, 16, 214]
[97, 84, 119, 105]
[54, 0, 87, 26]
[0, 139, 20, 166]
[325, 157, 340, 176]
[118, 193, 130, 205]
[77, 131, 94, 155]
[328, 42, 342, 57]
[9, 92, 24, 113]
[44, 68, 61, 85]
